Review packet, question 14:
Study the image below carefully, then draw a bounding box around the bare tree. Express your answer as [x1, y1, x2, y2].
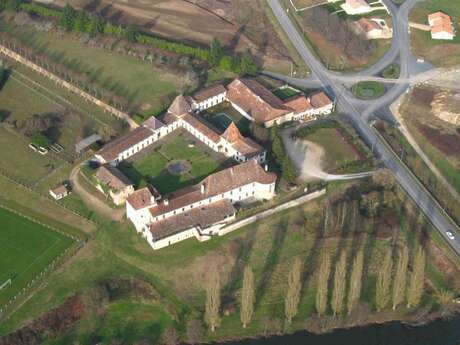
[376, 246, 393, 311]
[316, 251, 331, 316]
[205, 268, 221, 332]
[331, 250, 347, 316]
[186, 319, 205, 344]
[162, 327, 179, 345]
[241, 265, 255, 328]
[392, 243, 409, 310]
[407, 246, 426, 308]
[347, 249, 364, 314]
[285, 257, 303, 323]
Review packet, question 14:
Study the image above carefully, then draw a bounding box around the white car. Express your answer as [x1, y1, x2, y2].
[446, 231, 455, 240]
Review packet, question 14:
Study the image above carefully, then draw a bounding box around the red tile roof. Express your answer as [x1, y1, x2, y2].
[192, 84, 226, 102]
[97, 127, 153, 162]
[149, 160, 276, 217]
[226, 78, 293, 123]
[149, 199, 235, 240]
[429, 12, 455, 35]
[127, 187, 154, 210]
[182, 114, 221, 143]
[284, 95, 313, 114]
[168, 95, 192, 116]
[96, 165, 132, 191]
[143, 117, 165, 131]
[310, 91, 333, 108]
[222, 123, 263, 156]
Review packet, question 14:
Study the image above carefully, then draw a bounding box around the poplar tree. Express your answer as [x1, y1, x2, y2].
[316, 252, 331, 316]
[205, 268, 221, 332]
[284, 257, 303, 323]
[392, 243, 409, 310]
[331, 251, 347, 316]
[407, 246, 426, 308]
[376, 246, 393, 311]
[347, 249, 364, 314]
[241, 265, 255, 328]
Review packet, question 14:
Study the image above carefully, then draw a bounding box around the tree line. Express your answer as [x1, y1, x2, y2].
[0, 0, 259, 75]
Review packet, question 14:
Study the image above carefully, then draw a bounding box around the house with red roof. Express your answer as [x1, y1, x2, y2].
[428, 12, 455, 40]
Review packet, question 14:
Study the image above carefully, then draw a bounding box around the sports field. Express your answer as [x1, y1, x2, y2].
[0, 207, 74, 306]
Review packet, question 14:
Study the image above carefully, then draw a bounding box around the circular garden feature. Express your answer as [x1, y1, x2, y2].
[166, 160, 191, 175]
[351, 81, 386, 100]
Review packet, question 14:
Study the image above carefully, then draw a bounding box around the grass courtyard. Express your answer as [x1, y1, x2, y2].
[201, 102, 251, 136]
[118, 133, 226, 195]
[0, 207, 75, 307]
[351, 81, 386, 100]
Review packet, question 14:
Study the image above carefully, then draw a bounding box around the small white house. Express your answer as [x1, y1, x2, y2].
[49, 184, 70, 200]
[428, 12, 455, 40]
[341, 0, 372, 15]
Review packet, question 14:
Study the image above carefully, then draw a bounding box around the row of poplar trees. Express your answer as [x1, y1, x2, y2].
[203, 242, 426, 331]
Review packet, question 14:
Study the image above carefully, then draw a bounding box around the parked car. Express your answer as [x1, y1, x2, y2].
[446, 231, 455, 240]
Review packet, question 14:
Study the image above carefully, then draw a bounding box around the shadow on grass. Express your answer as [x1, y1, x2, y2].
[255, 216, 289, 309]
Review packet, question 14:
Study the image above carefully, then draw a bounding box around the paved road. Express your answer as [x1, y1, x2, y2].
[267, 0, 460, 255]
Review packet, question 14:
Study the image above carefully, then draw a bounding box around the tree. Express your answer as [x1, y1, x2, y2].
[284, 257, 303, 323]
[88, 16, 104, 37]
[74, 11, 90, 32]
[204, 268, 221, 332]
[376, 246, 393, 311]
[125, 25, 138, 43]
[209, 38, 223, 66]
[186, 319, 204, 344]
[240, 52, 258, 75]
[392, 243, 409, 310]
[347, 249, 364, 314]
[161, 327, 179, 345]
[434, 290, 455, 316]
[316, 251, 331, 316]
[240, 265, 255, 328]
[331, 251, 347, 316]
[407, 246, 426, 308]
[59, 4, 76, 31]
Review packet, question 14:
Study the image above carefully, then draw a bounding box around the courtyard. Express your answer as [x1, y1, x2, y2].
[201, 101, 251, 136]
[117, 131, 232, 195]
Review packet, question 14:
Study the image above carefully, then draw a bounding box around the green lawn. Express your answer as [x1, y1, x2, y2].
[202, 102, 251, 136]
[118, 134, 222, 195]
[0, 207, 74, 306]
[272, 86, 301, 100]
[6, 24, 184, 112]
[352, 81, 386, 99]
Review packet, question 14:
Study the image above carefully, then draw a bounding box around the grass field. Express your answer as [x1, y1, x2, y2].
[202, 102, 251, 136]
[351, 81, 386, 99]
[1, 179, 457, 344]
[272, 86, 301, 100]
[410, 0, 460, 66]
[118, 133, 224, 195]
[0, 207, 75, 307]
[6, 24, 184, 113]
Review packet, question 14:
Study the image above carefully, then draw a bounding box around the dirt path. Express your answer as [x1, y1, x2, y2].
[391, 93, 460, 202]
[281, 128, 374, 181]
[69, 164, 125, 222]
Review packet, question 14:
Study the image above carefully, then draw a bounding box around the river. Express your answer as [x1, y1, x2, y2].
[217, 314, 460, 345]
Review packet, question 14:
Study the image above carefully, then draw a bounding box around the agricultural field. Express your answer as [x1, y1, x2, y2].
[1, 180, 458, 344]
[118, 132, 228, 195]
[399, 86, 460, 193]
[282, 0, 392, 71]
[0, 64, 119, 186]
[0, 207, 75, 307]
[410, 0, 460, 66]
[7, 24, 185, 114]
[47, 0, 299, 74]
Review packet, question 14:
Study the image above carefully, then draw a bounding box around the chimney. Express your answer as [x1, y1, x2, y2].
[201, 183, 206, 194]
[164, 199, 169, 206]
[264, 164, 268, 172]
[150, 196, 156, 204]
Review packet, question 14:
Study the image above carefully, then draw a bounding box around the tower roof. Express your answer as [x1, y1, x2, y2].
[221, 122, 243, 143]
